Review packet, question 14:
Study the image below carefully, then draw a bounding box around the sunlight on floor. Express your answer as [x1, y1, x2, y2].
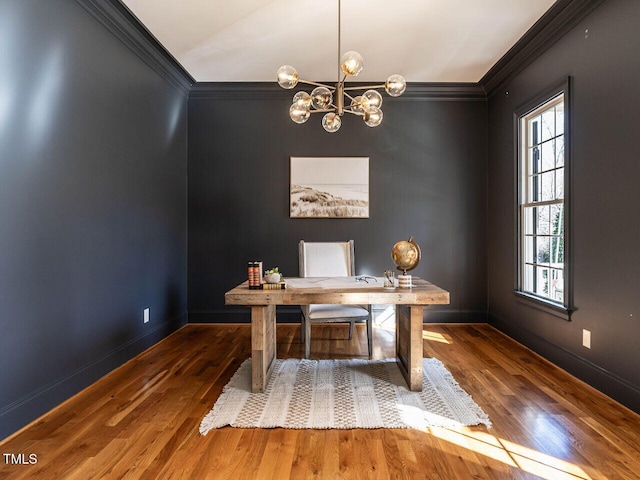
[373, 307, 451, 344]
[373, 305, 396, 329]
[422, 330, 451, 344]
[371, 307, 589, 477]
[427, 426, 593, 480]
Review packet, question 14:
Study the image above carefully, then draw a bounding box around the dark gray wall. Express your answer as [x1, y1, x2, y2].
[487, 0, 640, 412]
[188, 88, 488, 323]
[0, 0, 188, 437]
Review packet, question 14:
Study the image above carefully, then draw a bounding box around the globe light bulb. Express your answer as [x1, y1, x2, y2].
[363, 107, 383, 127]
[292, 91, 312, 108]
[277, 65, 299, 89]
[311, 86, 333, 110]
[289, 103, 310, 124]
[340, 51, 364, 77]
[350, 96, 364, 114]
[385, 74, 406, 97]
[362, 90, 383, 110]
[322, 112, 341, 133]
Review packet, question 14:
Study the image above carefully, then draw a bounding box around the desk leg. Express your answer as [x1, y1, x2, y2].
[396, 304, 423, 391]
[251, 304, 276, 393]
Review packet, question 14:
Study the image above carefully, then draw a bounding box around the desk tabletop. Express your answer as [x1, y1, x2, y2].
[225, 276, 450, 306]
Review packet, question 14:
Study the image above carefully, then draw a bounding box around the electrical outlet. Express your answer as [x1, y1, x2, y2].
[582, 329, 591, 349]
[144, 308, 150, 324]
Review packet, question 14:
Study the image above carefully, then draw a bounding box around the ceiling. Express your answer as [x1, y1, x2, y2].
[120, 0, 557, 84]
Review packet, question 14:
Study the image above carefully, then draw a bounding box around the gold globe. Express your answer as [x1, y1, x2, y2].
[391, 236, 421, 274]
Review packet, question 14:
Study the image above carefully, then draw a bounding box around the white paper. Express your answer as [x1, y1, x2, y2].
[285, 276, 384, 289]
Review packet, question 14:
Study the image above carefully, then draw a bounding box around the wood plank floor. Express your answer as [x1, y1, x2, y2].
[1, 322, 639, 479]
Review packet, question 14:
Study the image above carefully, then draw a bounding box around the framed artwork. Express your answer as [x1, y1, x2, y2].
[290, 157, 369, 218]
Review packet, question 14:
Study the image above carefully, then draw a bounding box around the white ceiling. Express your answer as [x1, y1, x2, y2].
[120, 0, 557, 83]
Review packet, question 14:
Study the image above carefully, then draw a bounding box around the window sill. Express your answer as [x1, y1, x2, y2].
[513, 290, 574, 321]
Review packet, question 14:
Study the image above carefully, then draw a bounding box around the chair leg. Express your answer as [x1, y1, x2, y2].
[305, 318, 311, 359]
[366, 312, 373, 358]
[300, 314, 305, 343]
[348, 320, 355, 340]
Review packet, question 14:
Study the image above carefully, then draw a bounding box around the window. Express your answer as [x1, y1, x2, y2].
[516, 81, 572, 317]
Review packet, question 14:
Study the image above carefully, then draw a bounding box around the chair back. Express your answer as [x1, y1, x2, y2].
[299, 240, 355, 277]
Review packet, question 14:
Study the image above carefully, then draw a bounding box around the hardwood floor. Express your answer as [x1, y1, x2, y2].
[1, 321, 639, 479]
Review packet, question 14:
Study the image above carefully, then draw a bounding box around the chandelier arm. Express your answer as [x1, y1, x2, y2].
[343, 91, 356, 102]
[343, 108, 364, 116]
[343, 84, 386, 91]
[309, 108, 336, 114]
[298, 79, 336, 90]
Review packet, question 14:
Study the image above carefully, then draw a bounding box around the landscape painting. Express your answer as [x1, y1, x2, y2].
[290, 157, 369, 218]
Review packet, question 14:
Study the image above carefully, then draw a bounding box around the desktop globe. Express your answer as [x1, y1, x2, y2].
[391, 236, 421, 275]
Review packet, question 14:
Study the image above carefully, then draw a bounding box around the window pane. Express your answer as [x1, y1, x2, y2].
[550, 204, 564, 265]
[537, 236, 550, 265]
[536, 266, 550, 297]
[550, 235, 564, 264]
[528, 146, 540, 175]
[537, 205, 550, 235]
[524, 236, 535, 263]
[555, 103, 564, 136]
[555, 169, 564, 199]
[541, 141, 555, 172]
[529, 174, 542, 203]
[550, 203, 564, 236]
[555, 136, 565, 167]
[540, 171, 556, 201]
[524, 264, 536, 292]
[541, 109, 555, 142]
[523, 206, 536, 235]
[550, 268, 564, 302]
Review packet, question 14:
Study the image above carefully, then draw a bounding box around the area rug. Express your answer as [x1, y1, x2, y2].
[199, 358, 490, 434]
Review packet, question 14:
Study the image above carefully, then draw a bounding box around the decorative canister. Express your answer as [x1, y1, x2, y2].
[397, 274, 412, 288]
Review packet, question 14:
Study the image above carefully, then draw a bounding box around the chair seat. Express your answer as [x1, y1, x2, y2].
[308, 304, 369, 320]
[299, 240, 372, 359]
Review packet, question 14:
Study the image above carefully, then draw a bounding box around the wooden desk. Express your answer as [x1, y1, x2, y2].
[225, 277, 450, 392]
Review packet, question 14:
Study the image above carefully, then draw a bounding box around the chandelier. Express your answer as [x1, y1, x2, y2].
[276, 0, 406, 133]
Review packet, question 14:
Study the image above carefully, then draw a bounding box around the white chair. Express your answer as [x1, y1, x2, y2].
[298, 240, 373, 359]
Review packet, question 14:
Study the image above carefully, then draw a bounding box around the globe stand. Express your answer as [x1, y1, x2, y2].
[398, 273, 412, 288]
